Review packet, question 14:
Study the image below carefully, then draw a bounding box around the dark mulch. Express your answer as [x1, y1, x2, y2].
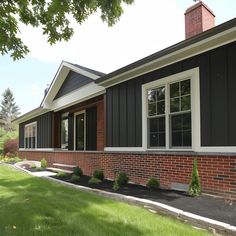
[52, 174, 236, 226]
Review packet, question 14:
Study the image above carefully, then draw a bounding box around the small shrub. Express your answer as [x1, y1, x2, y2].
[146, 177, 160, 189]
[88, 177, 101, 185]
[40, 158, 47, 169]
[116, 172, 129, 186]
[30, 163, 37, 169]
[73, 166, 83, 176]
[70, 174, 80, 183]
[2, 156, 21, 163]
[93, 169, 104, 181]
[188, 159, 201, 197]
[112, 181, 120, 191]
[56, 171, 69, 179]
[3, 139, 18, 157]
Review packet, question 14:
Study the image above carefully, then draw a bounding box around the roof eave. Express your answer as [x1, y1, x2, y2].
[96, 18, 236, 88]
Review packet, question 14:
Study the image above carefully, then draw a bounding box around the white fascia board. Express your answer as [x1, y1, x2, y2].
[62, 62, 100, 80]
[100, 27, 236, 88]
[14, 108, 50, 124]
[51, 82, 105, 111]
[42, 61, 101, 109]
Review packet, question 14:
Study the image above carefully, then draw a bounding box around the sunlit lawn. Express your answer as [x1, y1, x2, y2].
[0, 165, 211, 236]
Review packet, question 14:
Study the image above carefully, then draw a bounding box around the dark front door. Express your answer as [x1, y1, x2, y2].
[75, 112, 85, 150]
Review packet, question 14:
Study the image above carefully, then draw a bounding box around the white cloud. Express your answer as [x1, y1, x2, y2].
[19, 0, 184, 73]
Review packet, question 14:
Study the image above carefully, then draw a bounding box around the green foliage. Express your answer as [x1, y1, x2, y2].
[0, 165, 211, 236]
[116, 172, 129, 186]
[73, 166, 83, 176]
[88, 177, 101, 185]
[1, 156, 21, 163]
[188, 159, 201, 197]
[0, 88, 20, 131]
[30, 163, 37, 169]
[56, 171, 69, 178]
[70, 174, 80, 183]
[112, 180, 120, 191]
[40, 158, 47, 169]
[3, 138, 18, 157]
[93, 169, 104, 181]
[146, 177, 160, 189]
[0, 127, 18, 151]
[0, 0, 134, 60]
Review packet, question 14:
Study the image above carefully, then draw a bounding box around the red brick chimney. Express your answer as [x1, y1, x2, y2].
[185, 1, 215, 39]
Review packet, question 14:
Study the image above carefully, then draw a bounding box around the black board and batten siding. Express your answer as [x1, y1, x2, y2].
[19, 112, 53, 148]
[106, 41, 236, 147]
[54, 71, 93, 100]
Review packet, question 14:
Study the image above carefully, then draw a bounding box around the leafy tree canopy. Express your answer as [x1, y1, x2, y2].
[0, 88, 20, 131]
[0, 0, 134, 60]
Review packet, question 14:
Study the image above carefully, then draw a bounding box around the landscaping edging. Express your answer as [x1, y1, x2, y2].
[44, 175, 236, 236]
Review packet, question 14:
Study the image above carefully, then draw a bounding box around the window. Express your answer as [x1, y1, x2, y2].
[61, 115, 68, 149]
[24, 122, 37, 149]
[147, 78, 192, 149]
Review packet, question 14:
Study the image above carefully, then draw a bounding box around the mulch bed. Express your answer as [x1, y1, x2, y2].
[52, 174, 236, 226]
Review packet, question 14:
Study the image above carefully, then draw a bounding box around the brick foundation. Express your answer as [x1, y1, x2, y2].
[19, 151, 236, 200]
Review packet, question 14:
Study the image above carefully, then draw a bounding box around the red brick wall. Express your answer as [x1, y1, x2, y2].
[19, 151, 236, 200]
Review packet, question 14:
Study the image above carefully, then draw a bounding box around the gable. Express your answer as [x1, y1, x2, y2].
[54, 70, 93, 100]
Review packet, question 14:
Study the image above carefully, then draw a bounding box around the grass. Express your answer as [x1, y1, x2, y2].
[0, 165, 211, 236]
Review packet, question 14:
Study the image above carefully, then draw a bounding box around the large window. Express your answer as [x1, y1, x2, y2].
[24, 122, 37, 149]
[61, 115, 68, 149]
[147, 78, 192, 149]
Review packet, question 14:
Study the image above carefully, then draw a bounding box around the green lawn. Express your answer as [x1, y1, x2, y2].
[0, 165, 210, 236]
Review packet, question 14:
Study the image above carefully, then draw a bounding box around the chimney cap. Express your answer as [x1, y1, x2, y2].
[185, 1, 215, 17]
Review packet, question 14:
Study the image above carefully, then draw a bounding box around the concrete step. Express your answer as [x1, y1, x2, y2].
[47, 167, 73, 174]
[53, 163, 76, 168]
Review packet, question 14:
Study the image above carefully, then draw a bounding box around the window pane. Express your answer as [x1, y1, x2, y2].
[148, 90, 156, 102]
[171, 113, 191, 147]
[61, 118, 69, 149]
[149, 118, 158, 132]
[148, 103, 156, 116]
[158, 117, 165, 132]
[156, 86, 165, 100]
[181, 80, 190, 95]
[157, 101, 165, 115]
[181, 95, 191, 111]
[149, 117, 165, 147]
[170, 82, 179, 98]
[170, 97, 180, 113]
[172, 131, 182, 147]
[150, 133, 158, 147]
[183, 112, 191, 130]
[183, 131, 191, 146]
[159, 133, 166, 146]
[171, 115, 182, 131]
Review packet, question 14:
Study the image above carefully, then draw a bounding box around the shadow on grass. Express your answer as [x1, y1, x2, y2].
[0, 167, 147, 236]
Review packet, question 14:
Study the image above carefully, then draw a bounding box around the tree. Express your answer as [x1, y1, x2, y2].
[0, 88, 20, 131]
[188, 159, 201, 196]
[0, 0, 134, 60]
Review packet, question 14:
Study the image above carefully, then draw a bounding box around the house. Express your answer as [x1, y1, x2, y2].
[15, 2, 236, 200]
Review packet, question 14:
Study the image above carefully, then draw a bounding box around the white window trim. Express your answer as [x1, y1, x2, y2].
[142, 67, 201, 152]
[24, 121, 37, 149]
[74, 110, 86, 151]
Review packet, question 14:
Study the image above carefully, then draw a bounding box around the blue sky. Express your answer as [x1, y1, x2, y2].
[0, 0, 235, 114]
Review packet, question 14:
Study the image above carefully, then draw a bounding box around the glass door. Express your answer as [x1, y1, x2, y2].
[75, 112, 85, 150]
